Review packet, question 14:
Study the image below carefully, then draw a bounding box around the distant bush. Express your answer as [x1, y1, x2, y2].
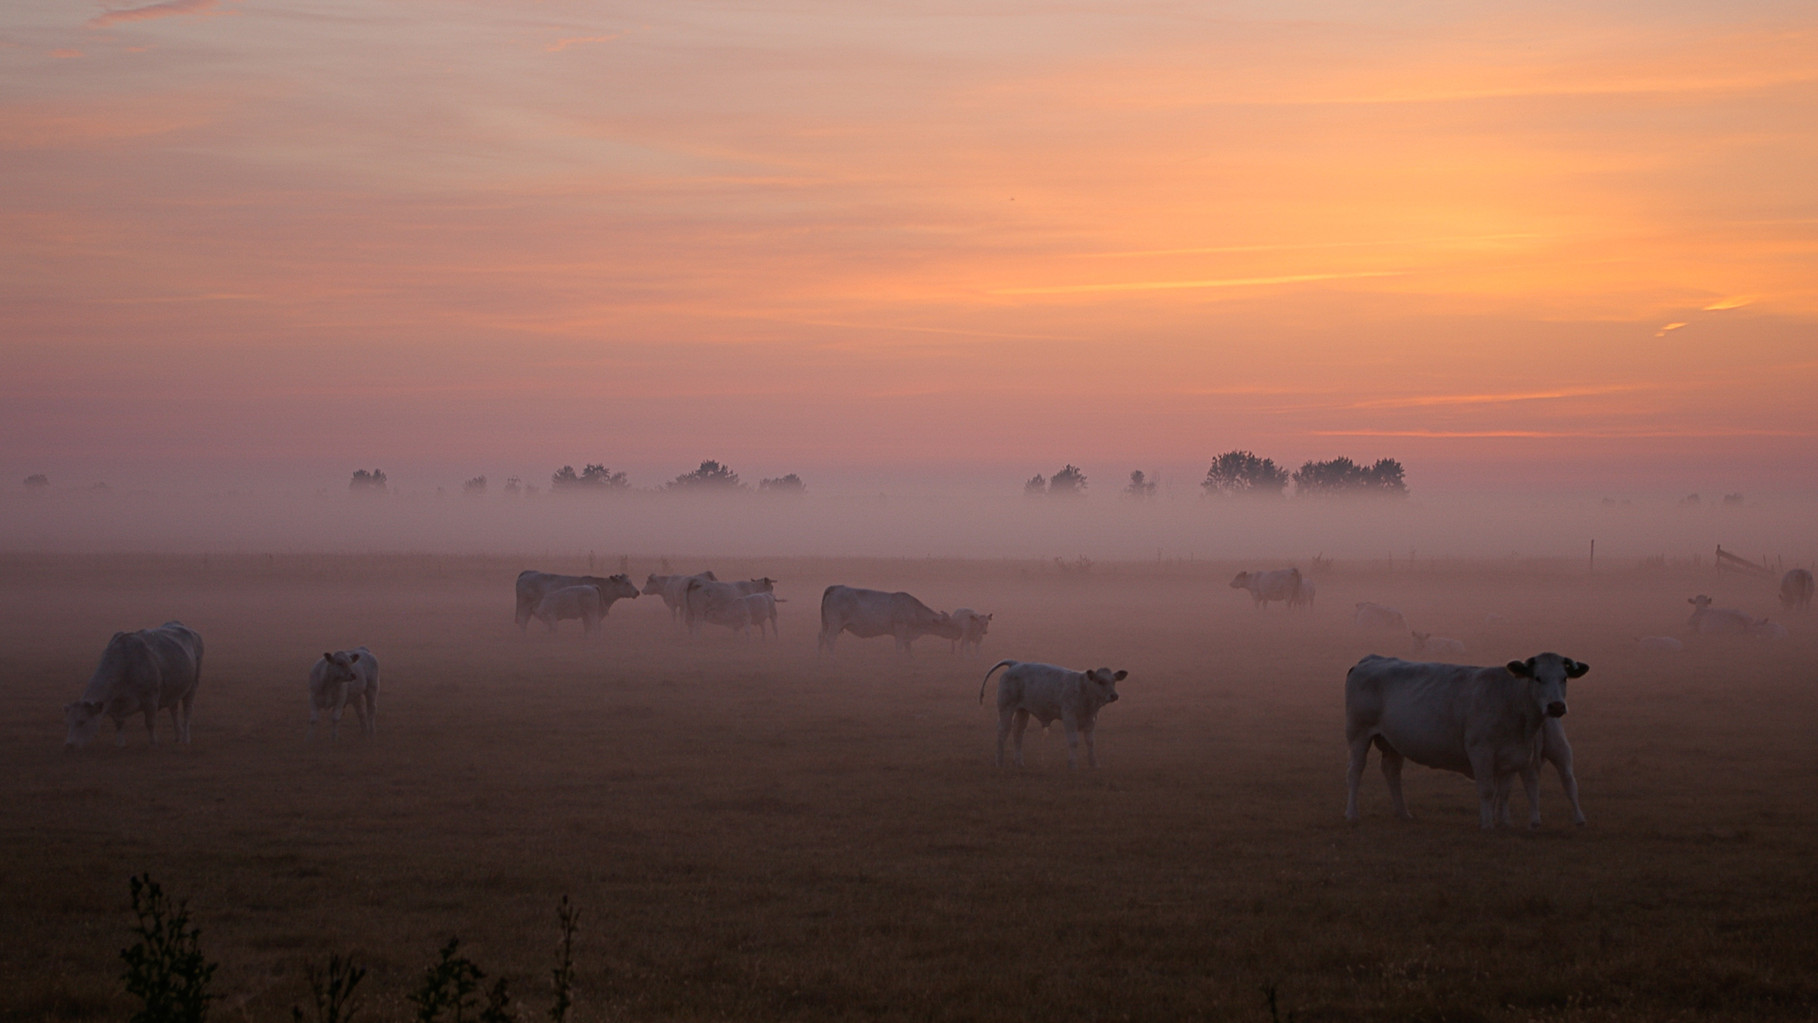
[1124, 470, 1157, 499]
[349, 469, 387, 494]
[759, 473, 805, 494]
[1047, 465, 1087, 496]
[292, 953, 366, 1023]
[1202, 451, 1288, 497]
[551, 464, 628, 492]
[24, 473, 49, 489]
[503, 477, 523, 496]
[462, 476, 487, 496]
[1023, 474, 1047, 497]
[121, 874, 216, 1023]
[1291, 457, 1406, 497]
[666, 460, 743, 492]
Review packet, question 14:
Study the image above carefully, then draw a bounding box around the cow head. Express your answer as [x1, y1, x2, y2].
[63, 699, 107, 749]
[597, 574, 640, 599]
[1229, 572, 1251, 589]
[1505, 653, 1587, 718]
[641, 574, 667, 595]
[749, 577, 777, 592]
[928, 611, 964, 641]
[1687, 595, 1713, 609]
[1085, 668, 1128, 705]
[319, 651, 361, 685]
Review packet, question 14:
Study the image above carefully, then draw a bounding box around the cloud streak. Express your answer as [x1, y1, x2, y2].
[88, 0, 217, 28]
[992, 271, 1406, 296]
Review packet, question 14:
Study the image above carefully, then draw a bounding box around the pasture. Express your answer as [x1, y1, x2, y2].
[2, 553, 1813, 1022]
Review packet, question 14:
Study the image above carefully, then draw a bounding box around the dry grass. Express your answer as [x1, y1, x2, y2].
[1, 554, 1813, 1022]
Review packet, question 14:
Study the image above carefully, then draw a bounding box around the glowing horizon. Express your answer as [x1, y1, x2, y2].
[3, 0, 1816, 494]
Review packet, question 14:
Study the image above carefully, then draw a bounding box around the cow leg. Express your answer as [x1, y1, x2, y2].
[1344, 732, 1373, 822]
[1061, 717, 1082, 768]
[168, 705, 183, 743]
[1469, 749, 1499, 829]
[308, 701, 319, 740]
[1378, 742, 1412, 820]
[1544, 722, 1586, 825]
[179, 692, 194, 743]
[1010, 709, 1031, 767]
[350, 697, 369, 736]
[1082, 722, 1098, 768]
[143, 707, 157, 745]
[366, 691, 378, 735]
[1521, 763, 1542, 829]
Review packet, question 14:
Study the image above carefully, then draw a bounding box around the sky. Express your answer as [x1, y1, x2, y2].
[3, 0, 1816, 496]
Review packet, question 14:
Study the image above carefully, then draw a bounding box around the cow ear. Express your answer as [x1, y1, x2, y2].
[1112, 670, 1127, 681]
[323, 653, 335, 662]
[1565, 659, 1589, 679]
[349, 653, 360, 664]
[1686, 597, 1695, 605]
[1506, 659, 1533, 678]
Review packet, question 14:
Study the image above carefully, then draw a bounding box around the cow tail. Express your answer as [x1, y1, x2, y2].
[979, 660, 1016, 704]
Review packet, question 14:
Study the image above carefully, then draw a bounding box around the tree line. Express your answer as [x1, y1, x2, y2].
[1021, 452, 1407, 499]
[351, 461, 807, 496]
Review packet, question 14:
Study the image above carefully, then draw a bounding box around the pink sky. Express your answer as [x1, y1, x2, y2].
[3, 0, 1816, 494]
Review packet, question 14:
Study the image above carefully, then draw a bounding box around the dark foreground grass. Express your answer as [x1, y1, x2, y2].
[0, 554, 1813, 1022]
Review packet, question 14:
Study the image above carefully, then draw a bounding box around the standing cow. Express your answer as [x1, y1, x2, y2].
[1343, 652, 1589, 829]
[951, 608, 993, 653]
[514, 571, 638, 631]
[644, 571, 716, 621]
[534, 586, 608, 635]
[818, 585, 961, 655]
[979, 660, 1127, 768]
[64, 622, 204, 749]
[1230, 569, 1303, 609]
[309, 647, 380, 739]
[1781, 569, 1814, 612]
[683, 578, 778, 638]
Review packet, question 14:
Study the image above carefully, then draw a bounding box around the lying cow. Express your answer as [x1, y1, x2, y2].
[1685, 595, 1754, 636]
[979, 660, 1127, 768]
[309, 647, 379, 739]
[951, 608, 993, 652]
[1344, 652, 1589, 829]
[683, 577, 778, 637]
[1410, 631, 1466, 657]
[535, 586, 607, 635]
[65, 621, 204, 750]
[643, 571, 716, 621]
[1353, 602, 1408, 631]
[818, 585, 961, 655]
[1230, 568, 1303, 609]
[1636, 635, 1684, 654]
[1781, 569, 1814, 612]
[514, 571, 638, 631]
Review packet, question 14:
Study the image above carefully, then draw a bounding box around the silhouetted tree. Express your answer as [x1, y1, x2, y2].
[463, 476, 487, 496]
[1023, 474, 1047, 497]
[759, 474, 805, 494]
[349, 469, 387, 494]
[1292, 457, 1407, 497]
[1125, 470, 1157, 499]
[24, 473, 49, 490]
[667, 460, 743, 492]
[553, 464, 628, 491]
[1202, 451, 1288, 497]
[502, 476, 523, 496]
[1048, 465, 1087, 496]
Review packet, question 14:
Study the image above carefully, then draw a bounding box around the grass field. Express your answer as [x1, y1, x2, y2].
[2, 554, 1813, 1022]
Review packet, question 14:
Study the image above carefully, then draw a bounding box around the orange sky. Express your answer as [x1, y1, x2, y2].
[3, 0, 1816, 493]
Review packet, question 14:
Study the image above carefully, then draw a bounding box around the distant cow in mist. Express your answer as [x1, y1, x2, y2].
[1781, 569, 1814, 612]
[534, 586, 610, 635]
[1685, 595, 1755, 636]
[644, 571, 716, 621]
[514, 571, 638, 631]
[1288, 577, 1316, 609]
[65, 622, 204, 750]
[683, 578, 778, 638]
[979, 660, 1127, 769]
[1353, 602, 1408, 632]
[309, 647, 379, 739]
[1344, 652, 1589, 829]
[818, 585, 961, 655]
[1410, 632, 1466, 657]
[1230, 569, 1303, 609]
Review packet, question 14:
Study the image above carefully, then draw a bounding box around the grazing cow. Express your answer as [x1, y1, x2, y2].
[535, 586, 607, 635]
[1353, 602, 1408, 631]
[683, 577, 778, 637]
[690, 590, 781, 639]
[643, 571, 716, 621]
[1751, 619, 1789, 640]
[514, 571, 638, 631]
[1288, 577, 1317, 609]
[1637, 635, 1684, 653]
[1781, 569, 1814, 612]
[979, 660, 1127, 768]
[1411, 632, 1466, 657]
[818, 585, 962, 654]
[64, 622, 204, 750]
[1344, 652, 1589, 829]
[309, 647, 379, 739]
[951, 608, 993, 652]
[1230, 568, 1303, 609]
[1685, 595, 1754, 636]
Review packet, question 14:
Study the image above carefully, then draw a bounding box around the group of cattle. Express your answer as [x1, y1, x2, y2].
[59, 562, 1811, 833]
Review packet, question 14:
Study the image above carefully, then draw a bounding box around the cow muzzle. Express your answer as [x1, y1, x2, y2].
[1546, 701, 1567, 718]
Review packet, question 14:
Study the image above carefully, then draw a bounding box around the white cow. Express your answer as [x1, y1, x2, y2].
[1344, 652, 1589, 829]
[818, 585, 962, 655]
[643, 571, 716, 621]
[683, 577, 778, 637]
[1410, 632, 1466, 657]
[64, 622, 204, 749]
[515, 571, 638, 631]
[1685, 595, 1754, 636]
[979, 660, 1127, 768]
[1288, 577, 1317, 609]
[1353, 602, 1408, 631]
[535, 586, 607, 635]
[692, 590, 781, 639]
[951, 608, 993, 652]
[309, 647, 379, 739]
[1230, 568, 1303, 609]
[1751, 620, 1788, 640]
[1780, 569, 1813, 612]
[1636, 635, 1684, 653]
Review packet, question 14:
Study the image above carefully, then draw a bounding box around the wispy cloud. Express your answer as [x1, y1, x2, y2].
[1655, 322, 1687, 337]
[89, 0, 218, 28]
[1077, 234, 1541, 259]
[1702, 296, 1754, 311]
[1312, 428, 1808, 439]
[993, 270, 1405, 296]
[546, 33, 623, 53]
[1342, 386, 1642, 410]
